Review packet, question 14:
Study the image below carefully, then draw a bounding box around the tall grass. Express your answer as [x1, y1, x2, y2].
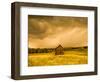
[28, 48, 88, 66]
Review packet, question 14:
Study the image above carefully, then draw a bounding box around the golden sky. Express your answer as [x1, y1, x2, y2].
[28, 15, 88, 48]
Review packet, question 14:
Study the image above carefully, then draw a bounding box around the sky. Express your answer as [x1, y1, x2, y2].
[28, 15, 88, 48]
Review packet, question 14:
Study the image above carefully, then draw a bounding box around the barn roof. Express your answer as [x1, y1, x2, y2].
[56, 45, 63, 49]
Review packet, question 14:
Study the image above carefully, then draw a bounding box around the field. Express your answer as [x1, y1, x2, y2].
[28, 48, 88, 66]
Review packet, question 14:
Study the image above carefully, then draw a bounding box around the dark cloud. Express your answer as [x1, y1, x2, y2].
[28, 15, 88, 48]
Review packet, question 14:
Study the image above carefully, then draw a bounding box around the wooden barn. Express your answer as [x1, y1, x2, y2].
[55, 45, 64, 55]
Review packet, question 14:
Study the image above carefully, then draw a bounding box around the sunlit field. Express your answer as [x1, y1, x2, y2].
[28, 48, 88, 66]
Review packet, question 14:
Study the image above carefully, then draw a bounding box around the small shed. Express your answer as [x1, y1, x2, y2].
[55, 45, 64, 55]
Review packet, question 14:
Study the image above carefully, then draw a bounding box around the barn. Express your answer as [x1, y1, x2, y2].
[55, 45, 64, 55]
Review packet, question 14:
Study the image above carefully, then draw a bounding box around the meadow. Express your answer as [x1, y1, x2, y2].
[28, 48, 88, 66]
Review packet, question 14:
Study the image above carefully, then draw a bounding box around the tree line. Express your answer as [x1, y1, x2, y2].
[28, 48, 54, 53]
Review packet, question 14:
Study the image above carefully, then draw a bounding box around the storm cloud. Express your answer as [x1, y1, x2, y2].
[28, 15, 88, 48]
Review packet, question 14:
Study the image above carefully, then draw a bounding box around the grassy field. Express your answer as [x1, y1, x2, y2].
[28, 48, 88, 66]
